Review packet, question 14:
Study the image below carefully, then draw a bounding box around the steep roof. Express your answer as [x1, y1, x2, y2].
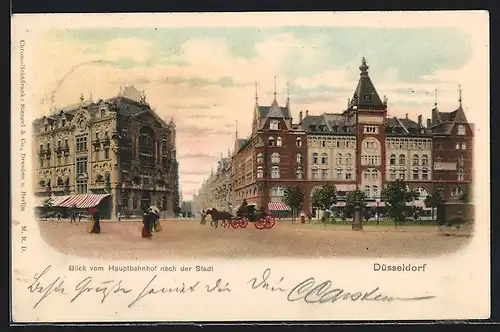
[348, 57, 387, 110]
[301, 113, 355, 135]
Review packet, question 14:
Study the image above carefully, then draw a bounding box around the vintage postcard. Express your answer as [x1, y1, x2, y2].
[11, 11, 490, 323]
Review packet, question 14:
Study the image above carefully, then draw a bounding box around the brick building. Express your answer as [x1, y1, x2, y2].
[198, 58, 474, 215]
[231, 81, 307, 213]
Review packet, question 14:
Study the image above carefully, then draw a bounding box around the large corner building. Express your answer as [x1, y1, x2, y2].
[32, 86, 179, 218]
[204, 58, 474, 214]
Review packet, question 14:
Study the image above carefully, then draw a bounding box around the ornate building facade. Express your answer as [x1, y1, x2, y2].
[32, 85, 179, 218]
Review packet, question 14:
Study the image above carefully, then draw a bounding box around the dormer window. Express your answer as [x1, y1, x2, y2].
[309, 125, 317, 131]
[101, 109, 106, 117]
[270, 120, 280, 130]
[268, 137, 275, 146]
[296, 137, 302, 147]
[457, 125, 466, 135]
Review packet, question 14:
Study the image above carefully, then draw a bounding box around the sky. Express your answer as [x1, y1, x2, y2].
[30, 12, 489, 201]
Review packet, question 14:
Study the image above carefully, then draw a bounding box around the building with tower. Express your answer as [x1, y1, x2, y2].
[231, 79, 308, 212]
[32, 85, 179, 218]
[223, 57, 474, 215]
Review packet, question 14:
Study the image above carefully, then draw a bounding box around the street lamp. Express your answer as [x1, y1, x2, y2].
[376, 198, 380, 226]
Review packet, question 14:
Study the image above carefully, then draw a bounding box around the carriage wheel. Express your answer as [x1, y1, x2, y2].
[231, 219, 240, 228]
[254, 221, 264, 230]
[265, 216, 276, 229]
[239, 218, 249, 228]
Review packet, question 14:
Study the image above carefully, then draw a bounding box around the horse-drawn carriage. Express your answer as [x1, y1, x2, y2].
[205, 204, 276, 229]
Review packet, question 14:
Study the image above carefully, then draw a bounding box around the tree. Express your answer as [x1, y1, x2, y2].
[283, 187, 305, 222]
[381, 180, 419, 226]
[424, 190, 445, 222]
[311, 184, 337, 224]
[345, 189, 367, 218]
[173, 206, 182, 217]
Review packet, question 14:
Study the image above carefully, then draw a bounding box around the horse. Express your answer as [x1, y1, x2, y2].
[205, 208, 233, 228]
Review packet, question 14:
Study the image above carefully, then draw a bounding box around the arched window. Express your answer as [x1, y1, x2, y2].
[321, 153, 328, 164]
[337, 153, 342, 165]
[372, 185, 379, 198]
[389, 168, 396, 180]
[271, 152, 280, 163]
[296, 137, 302, 147]
[458, 155, 465, 166]
[390, 154, 396, 165]
[276, 137, 283, 147]
[422, 168, 429, 180]
[268, 137, 275, 146]
[422, 155, 429, 166]
[371, 169, 378, 180]
[398, 168, 406, 180]
[346, 153, 352, 165]
[364, 185, 371, 197]
[312, 167, 319, 179]
[399, 154, 406, 165]
[257, 166, 263, 179]
[412, 168, 419, 180]
[296, 153, 302, 164]
[296, 168, 303, 179]
[256, 152, 264, 163]
[363, 170, 370, 180]
[271, 166, 280, 179]
[321, 168, 328, 180]
[457, 169, 464, 181]
[412, 154, 419, 166]
[451, 187, 463, 198]
[312, 152, 318, 164]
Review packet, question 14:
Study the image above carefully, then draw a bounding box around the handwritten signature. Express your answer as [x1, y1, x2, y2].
[246, 268, 436, 304]
[286, 277, 436, 304]
[27, 265, 231, 309]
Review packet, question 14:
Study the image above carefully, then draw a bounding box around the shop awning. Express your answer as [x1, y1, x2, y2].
[59, 194, 111, 209]
[268, 202, 291, 211]
[35, 195, 72, 207]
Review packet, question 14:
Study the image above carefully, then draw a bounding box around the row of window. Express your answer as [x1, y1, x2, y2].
[266, 136, 304, 147]
[312, 168, 354, 180]
[309, 139, 355, 149]
[386, 138, 432, 149]
[312, 152, 353, 165]
[388, 168, 430, 181]
[389, 154, 429, 166]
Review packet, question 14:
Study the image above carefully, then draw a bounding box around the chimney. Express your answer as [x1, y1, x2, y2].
[299, 110, 303, 122]
[405, 113, 408, 119]
[426, 119, 431, 128]
[418, 115, 422, 127]
[306, 110, 309, 117]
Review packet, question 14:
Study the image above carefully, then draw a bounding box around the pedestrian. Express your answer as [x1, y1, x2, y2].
[117, 212, 122, 222]
[141, 211, 153, 239]
[70, 212, 76, 224]
[78, 213, 82, 223]
[88, 210, 101, 234]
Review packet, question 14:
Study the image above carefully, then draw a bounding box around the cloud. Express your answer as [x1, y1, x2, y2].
[33, 23, 486, 200]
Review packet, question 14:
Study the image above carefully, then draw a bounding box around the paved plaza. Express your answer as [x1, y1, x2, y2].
[37, 219, 472, 260]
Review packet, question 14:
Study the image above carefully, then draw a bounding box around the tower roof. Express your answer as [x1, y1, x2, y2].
[348, 57, 386, 110]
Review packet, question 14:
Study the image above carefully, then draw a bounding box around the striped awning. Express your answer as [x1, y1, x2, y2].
[59, 194, 111, 209]
[268, 202, 291, 211]
[52, 195, 72, 206]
